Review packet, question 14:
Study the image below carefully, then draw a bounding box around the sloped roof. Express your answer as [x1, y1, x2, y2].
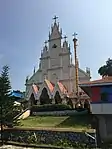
[57, 81, 67, 93]
[11, 91, 24, 99]
[70, 64, 89, 78]
[79, 76, 112, 87]
[44, 79, 54, 92]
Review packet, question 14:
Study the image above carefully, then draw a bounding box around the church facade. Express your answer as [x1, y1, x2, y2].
[25, 16, 91, 104]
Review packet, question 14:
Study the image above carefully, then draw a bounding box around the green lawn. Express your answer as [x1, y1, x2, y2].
[20, 115, 93, 132]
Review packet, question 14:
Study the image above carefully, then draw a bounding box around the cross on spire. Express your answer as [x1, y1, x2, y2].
[73, 32, 78, 39]
[53, 15, 58, 23]
[64, 35, 67, 41]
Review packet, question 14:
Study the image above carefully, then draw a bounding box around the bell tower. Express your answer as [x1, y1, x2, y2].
[48, 16, 63, 68]
[49, 15, 62, 50]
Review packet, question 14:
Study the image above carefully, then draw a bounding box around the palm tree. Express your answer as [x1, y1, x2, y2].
[98, 58, 112, 77]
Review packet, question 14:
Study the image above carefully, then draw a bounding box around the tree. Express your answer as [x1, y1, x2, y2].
[0, 65, 19, 128]
[98, 58, 112, 77]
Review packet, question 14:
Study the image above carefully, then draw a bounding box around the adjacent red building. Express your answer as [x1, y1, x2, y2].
[79, 77, 112, 114]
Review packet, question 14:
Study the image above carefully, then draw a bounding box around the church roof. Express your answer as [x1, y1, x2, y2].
[44, 79, 54, 92]
[57, 81, 67, 93]
[70, 64, 90, 78]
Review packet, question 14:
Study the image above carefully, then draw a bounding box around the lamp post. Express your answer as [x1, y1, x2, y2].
[73, 33, 79, 96]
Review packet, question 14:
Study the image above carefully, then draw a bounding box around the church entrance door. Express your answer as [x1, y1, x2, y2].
[54, 91, 62, 104]
[40, 88, 51, 105]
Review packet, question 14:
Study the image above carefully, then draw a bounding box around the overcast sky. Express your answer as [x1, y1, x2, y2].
[0, 0, 112, 91]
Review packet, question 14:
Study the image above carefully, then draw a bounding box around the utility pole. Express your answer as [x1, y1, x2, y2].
[73, 33, 79, 96]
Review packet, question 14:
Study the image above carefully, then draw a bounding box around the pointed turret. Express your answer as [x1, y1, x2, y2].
[43, 41, 48, 52]
[70, 54, 73, 64]
[63, 35, 68, 48]
[86, 67, 91, 78]
[33, 66, 36, 74]
[25, 76, 29, 84]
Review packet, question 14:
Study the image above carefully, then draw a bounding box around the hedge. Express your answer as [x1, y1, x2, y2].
[31, 104, 72, 112]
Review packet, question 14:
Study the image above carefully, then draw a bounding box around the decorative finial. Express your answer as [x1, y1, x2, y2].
[63, 35, 67, 41]
[49, 31, 50, 39]
[53, 15, 58, 23]
[60, 28, 62, 35]
[44, 40, 47, 46]
[41, 50, 43, 56]
[33, 66, 35, 74]
[26, 76, 29, 83]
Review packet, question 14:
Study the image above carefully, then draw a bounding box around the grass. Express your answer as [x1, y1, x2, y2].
[20, 115, 94, 132]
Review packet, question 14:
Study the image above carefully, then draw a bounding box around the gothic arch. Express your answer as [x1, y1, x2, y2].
[40, 87, 51, 105]
[30, 93, 37, 106]
[54, 91, 62, 104]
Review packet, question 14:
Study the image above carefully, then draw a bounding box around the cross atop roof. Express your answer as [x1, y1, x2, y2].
[73, 32, 78, 39]
[53, 15, 58, 23]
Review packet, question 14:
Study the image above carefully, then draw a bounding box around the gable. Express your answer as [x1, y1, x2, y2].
[27, 84, 39, 100]
[53, 81, 67, 98]
[37, 79, 54, 99]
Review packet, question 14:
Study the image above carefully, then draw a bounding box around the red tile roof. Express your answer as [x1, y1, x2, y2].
[57, 81, 67, 93]
[45, 79, 54, 92]
[79, 76, 112, 86]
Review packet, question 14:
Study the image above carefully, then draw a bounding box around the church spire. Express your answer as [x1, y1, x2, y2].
[43, 40, 48, 51]
[49, 15, 62, 41]
[63, 35, 68, 48]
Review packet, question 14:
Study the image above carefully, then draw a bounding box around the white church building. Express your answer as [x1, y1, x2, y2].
[25, 16, 91, 105]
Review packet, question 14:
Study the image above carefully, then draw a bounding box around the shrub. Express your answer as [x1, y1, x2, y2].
[31, 104, 72, 112]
